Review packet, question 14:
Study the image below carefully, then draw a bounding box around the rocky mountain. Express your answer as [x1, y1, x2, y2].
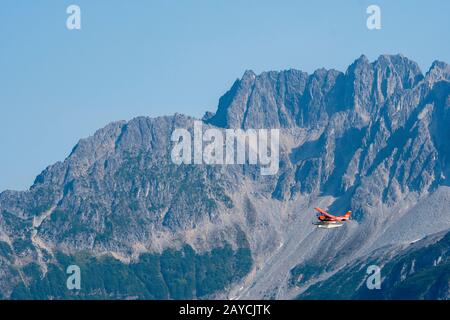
[0, 54, 449, 299]
[298, 229, 450, 299]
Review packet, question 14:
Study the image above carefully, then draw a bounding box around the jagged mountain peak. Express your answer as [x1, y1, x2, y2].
[426, 60, 450, 83]
[347, 54, 371, 71]
[207, 54, 435, 130]
[241, 69, 257, 80]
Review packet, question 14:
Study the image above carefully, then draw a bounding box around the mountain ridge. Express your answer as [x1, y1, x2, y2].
[1, 54, 449, 299]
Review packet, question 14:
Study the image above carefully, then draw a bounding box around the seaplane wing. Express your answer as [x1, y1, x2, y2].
[314, 207, 338, 221]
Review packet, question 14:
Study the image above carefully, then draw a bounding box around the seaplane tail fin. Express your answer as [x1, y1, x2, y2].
[344, 211, 352, 219]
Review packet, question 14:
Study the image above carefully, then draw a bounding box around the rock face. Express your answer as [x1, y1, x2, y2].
[298, 229, 450, 300]
[0, 54, 449, 299]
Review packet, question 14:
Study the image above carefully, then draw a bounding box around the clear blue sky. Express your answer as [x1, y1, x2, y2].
[1, 0, 449, 191]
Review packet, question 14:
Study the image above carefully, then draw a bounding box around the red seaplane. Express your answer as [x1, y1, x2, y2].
[313, 207, 352, 229]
